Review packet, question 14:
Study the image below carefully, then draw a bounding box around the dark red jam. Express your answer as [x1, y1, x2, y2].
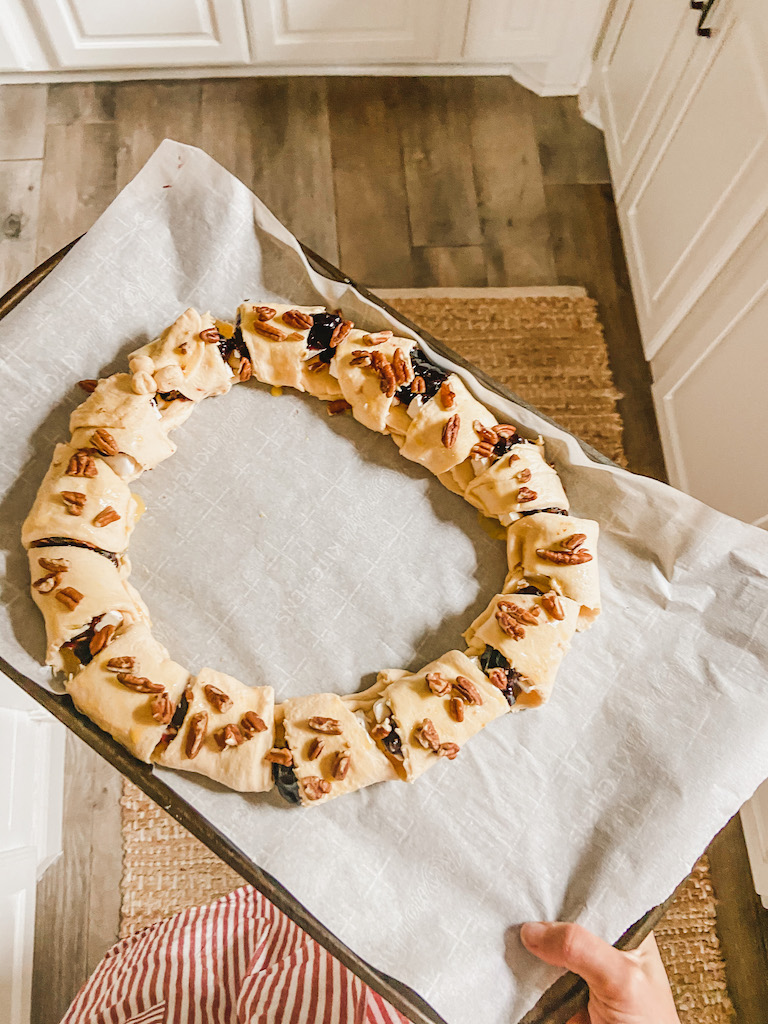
[30, 537, 120, 566]
[479, 647, 527, 706]
[273, 763, 301, 804]
[306, 312, 343, 357]
[395, 347, 449, 406]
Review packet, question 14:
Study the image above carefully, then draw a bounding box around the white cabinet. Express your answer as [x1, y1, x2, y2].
[29, 0, 250, 68]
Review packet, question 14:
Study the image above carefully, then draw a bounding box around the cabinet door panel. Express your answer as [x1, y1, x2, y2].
[246, 0, 468, 63]
[463, 0, 557, 61]
[30, 0, 249, 68]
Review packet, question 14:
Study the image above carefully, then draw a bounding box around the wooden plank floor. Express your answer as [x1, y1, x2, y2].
[1, 77, 764, 1023]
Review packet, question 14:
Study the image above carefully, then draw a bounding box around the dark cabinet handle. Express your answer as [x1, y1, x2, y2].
[690, 0, 717, 37]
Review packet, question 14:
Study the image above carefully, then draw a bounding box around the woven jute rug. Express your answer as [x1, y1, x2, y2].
[121, 289, 734, 1023]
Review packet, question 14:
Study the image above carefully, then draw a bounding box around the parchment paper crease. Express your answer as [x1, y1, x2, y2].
[2, 141, 768, 1024]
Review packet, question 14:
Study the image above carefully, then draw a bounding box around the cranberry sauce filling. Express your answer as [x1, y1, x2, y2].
[61, 614, 112, 667]
[518, 507, 569, 517]
[395, 347, 449, 406]
[479, 646, 528, 707]
[31, 537, 120, 566]
[306, 312, 343, 363]
[273, 762, 301, 804]
[492, 431, 524, 455]
[381, 719, 403, 759]
[157, 689, 191, 752]
[219, 316, 250, 365]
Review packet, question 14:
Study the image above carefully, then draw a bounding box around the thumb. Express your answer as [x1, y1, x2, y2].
[520, 922, 629, 996]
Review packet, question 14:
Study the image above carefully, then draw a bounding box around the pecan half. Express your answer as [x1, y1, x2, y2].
[415, 718, 440, 753]
[497, 600, 540, 626]
[305, 358, 327, 374]
[470, 441, 496, 459]
[517, 486, 538, 503]
[238, 358, 252, 382]
[66, 451, 98, 478]
[536, 547, 593, 565]
[371, 721, 392, 740]
[563, 533, 587, 551]
[516, 468, 532, 483]
[55, 587, 83, 610]
[487, 668, 509, 691]
[240, 711, 268, 737]
[91, 428, 119, 457]
[329, 319, 353, 347]
[89, 623, 116, 656]
[361, 331, 393, 345]
[441, 414, 460, 449]
[253, 320, 287, 341]
[151, 692, 175, 725]
[38, 557, 69, 574]
[117, 673, 165, 694]
[78, 379, 99, 393]
[453, 675, 483, 706]
[473, 420, 499, 445]
[410, 376, 426, 394]
[307, 737, 324, 760]
[282, 309, 313, 331]
[392, 348, 413, 386]
[349, 349, 372, 367]
[107, 656, 135, 672]
[254, 306, 276, 321]
[185, 712, 208, 759]
[308, 716, 343, 735]
[495, 424, 518, 438]
[327, 399, 352, 415]
[203, 684, 233, 713]
[61, 490, 86, 515]
[93, 506, 120, 528]
[439, 381, 455, 409]
[438, 742, 460, 760]
[199, 326, 222, 343]
[495, 610, 526, 640]
[303, 776, 332, 801]
[33, 574, 60, 593]
[426, 671, 451, 697]
[449, 696, 464, 722]
[265, 747, 293, 766]
[370, 352, 397, 397]
[214, 723, 245, 750]
[541, 592, 565, 620]
[331, 750, 351, 780]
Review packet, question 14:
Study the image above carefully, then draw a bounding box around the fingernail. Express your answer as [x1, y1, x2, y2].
[520, 922, 547, 948]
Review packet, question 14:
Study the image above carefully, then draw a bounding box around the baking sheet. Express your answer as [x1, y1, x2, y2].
[2, 140, 768, 1024]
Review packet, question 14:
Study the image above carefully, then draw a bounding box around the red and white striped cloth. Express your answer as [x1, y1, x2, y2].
[61, 885, 411, 1024]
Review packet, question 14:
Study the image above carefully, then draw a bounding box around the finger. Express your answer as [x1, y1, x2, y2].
[520, 922, 630, 995]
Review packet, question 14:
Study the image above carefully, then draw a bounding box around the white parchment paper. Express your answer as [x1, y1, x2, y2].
[2, 141, 768, 1024]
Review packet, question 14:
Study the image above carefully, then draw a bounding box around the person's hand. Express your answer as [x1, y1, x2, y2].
[520, 922, 681, 1024]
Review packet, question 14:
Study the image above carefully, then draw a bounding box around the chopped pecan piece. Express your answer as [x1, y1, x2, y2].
[61, 490, 86, 516]
[93, 506, 120, 528]
[78, 379, 99, 393]
[473, 420, 499, 445]
[32, 574, 60, 593]
[253, 319, 287, 342]
[327, 399, 352, 415]
[307, 737, 324, 760]
[116, 672, 165, 694]
[66, 451, 98, 478]
[517, 486, 538, 503]
[151, 692, 175, 725]
[349, 349, 372, 367]
[536, 547, 593, 565]
[439, 381, 455, 409]
[438, 742, 460, 760]
[302, 776, 332, 801]
[449, 696, 464, 722]
[509, 453, 520, 463]
[495, 424, 518, 438]
[254, 306, 276, 321]
[91, 429, 119, 457]
[497, 600, 540, 626]
[361, 331, 393, 345]
[199, 327, 222, 343]
[541, 592, 565, 620]
[305, 358, 327, 374]
[55, 587, 83, 610]
[240, 711, 268, 737]
[392, 348, 413, 386]
[410, 376, 426, 394]
[307, 716, 343, 735]
[238, 357, 252, 382]
[495, 610, 526, 640]
[453, 675, 483, 706]
[214, 723, 245, 750]
[371, 721, 392, 740]
[38, 557, 69, 574]
[282, 309, 313, 330]
[329, 319, 353, 347]
[265, 747, 293, 766]
[185, 712, 208, 759]
[89, 623, 116, 656]
[487, 668, 509, 691]
[516, 468, 532, 483]
[415, 718, 440, 753]
[563, 533, 587, 551]
[441, 414, 460, 449]
[331, 750, 351, 780]
[203, 684, 233, 713]
[107, 656, 135, 672]
[470, 442, 496, 459]
[426, 671, 451, 697]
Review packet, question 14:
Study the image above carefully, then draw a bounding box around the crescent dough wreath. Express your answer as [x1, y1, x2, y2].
[23, 305, 600, 807]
